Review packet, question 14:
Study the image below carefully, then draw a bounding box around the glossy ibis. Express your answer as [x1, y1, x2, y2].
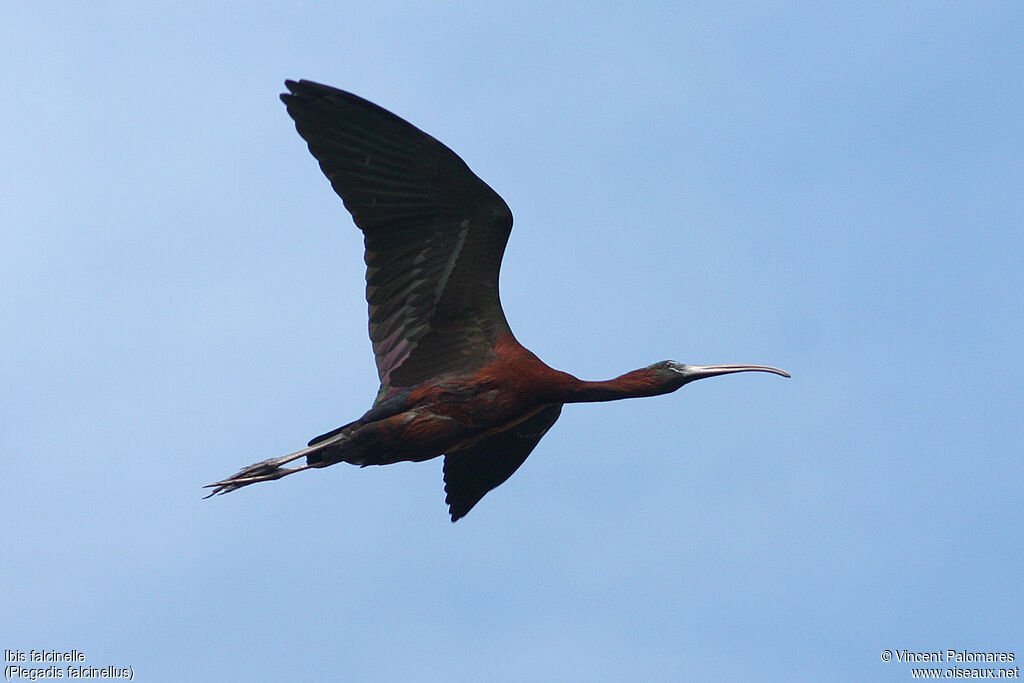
[205, 80, 789, 521]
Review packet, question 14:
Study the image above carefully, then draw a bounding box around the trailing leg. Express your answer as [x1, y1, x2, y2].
[203, 438, 340, 497]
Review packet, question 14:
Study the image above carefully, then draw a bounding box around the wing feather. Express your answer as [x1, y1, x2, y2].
[443, 405, 563, 521]
[281, 80, 514, 399]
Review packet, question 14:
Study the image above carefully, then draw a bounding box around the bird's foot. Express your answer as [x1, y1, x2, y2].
[203, 452, 312, 498]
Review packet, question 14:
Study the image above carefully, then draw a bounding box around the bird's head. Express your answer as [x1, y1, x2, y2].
[648, 360, 790, 392]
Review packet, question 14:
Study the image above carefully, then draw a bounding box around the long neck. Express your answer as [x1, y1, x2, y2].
[560, 368, 674, 404]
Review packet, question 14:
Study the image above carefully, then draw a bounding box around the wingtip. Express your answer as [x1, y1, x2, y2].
[280, 79, 310, 103]
[280, 79, 303, 105]
[282, 79, 339, 98]
[445, 484, 472, 522]
[445, 491, 464, 522]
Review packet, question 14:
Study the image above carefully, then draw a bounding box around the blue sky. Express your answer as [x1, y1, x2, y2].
[3, 2, 1022, 681]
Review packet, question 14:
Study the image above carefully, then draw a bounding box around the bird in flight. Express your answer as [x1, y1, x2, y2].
[205, 80, 789, 521]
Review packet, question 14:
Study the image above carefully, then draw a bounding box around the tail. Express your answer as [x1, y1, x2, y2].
[304, 420, 359, 465]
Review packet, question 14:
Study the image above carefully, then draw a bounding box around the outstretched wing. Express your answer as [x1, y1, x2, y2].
[280, 80, 514, 400]
[443, 405, 563, 521]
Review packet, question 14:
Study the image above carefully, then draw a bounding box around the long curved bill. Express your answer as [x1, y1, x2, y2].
[685, 364, 791, 381]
